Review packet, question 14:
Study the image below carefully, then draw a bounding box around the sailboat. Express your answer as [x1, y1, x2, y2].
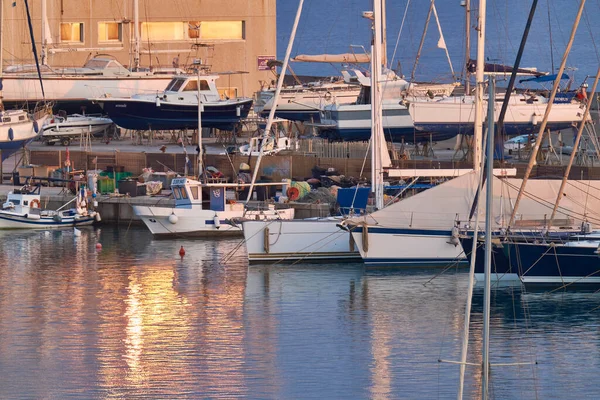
[0, 0, 50, 161]
[243, 0, 390, 263]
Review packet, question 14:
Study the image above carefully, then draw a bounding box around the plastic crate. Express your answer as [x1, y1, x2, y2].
[100, 171, 132, 182]
[97, 177, 115, 194]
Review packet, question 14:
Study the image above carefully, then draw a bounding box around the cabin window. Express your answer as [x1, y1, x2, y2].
[60, 22, 84, 43]
[182, 80, 210, 92]
[188, 21, 245, 40]
[189, 186, 199, 200]
[166, 79, 185, 92]
[98, 22, 123, 42]
[23, 200, 28, 206]
[2, 117, 10, 123]
[173, 188, 181, 200]
[180, 188, 189, 200]
[140, 22, 186, 41]
[18, 115, 25, 121]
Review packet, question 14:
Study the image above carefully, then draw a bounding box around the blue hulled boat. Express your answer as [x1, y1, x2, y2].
[95, 75, 253, 131]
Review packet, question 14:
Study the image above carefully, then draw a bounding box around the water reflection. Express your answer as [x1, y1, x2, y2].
[1, 228, 600, 398]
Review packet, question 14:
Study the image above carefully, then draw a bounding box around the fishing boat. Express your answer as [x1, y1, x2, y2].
[41, 113, 114, 145]
[0, 184, 99, 229]
[95, 74, 253, 131]
[132, 177, 294, 238]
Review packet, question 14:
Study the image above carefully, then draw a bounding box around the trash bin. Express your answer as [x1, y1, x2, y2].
[118, 179, 138, 197]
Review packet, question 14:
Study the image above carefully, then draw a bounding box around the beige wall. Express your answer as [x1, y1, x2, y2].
[3, 0, 277, 97]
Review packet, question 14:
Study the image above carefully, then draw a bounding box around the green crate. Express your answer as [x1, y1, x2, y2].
[97, 177, 115, 194]
[99, 171, 133, 181]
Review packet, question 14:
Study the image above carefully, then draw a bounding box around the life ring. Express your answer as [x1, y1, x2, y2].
[30, 199, 41, 209]
[286, 186, 300, 201]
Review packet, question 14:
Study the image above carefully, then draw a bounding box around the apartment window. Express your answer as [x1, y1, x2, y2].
[141, 22, 186, 41]
[188, 21, 245, 40]
[60, 22, 84, 42]
[98, 22, 122, 42]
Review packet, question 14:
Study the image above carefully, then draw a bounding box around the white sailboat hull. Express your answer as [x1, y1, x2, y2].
[2, 75, 173, 102]
[243, 219, 360, 262]
[349, 226, 467, 267]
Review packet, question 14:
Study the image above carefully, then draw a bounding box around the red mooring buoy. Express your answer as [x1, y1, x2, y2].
[179, 246, 186, 258]
[96, 243, 102, 250]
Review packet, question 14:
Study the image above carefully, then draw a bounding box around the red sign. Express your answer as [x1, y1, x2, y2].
[257, 55, 276, 71]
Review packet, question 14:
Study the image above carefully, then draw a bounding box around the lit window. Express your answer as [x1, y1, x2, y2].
[60, 22, 84, 42]
[188, 21, 245, 40]
[98, 22, 122, 42]
[141, 22, 186, 41]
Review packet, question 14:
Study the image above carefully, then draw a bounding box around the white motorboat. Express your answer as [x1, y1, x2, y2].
[0, 108, 49, 160]
[0, 185, 100, 229]
[132, 177, 294, 238]
[42, 114, 114, 145]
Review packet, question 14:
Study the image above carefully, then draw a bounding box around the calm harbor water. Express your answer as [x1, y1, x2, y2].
[1, 226, 600, 398]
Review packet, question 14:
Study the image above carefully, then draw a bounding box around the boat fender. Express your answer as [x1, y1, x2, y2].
[168, 213, 178, 224]
[53, 214, 62, 222]
[448, 226, 460, 247]
[156, 97, 161, 107]
[27, 213, 41, 220]
[33, 120, 39, 133]
[95, 212, 102, 222]
[8, 128, 13, 141]
[213, 215, 221, 229]
[30, 199, 41, 209]
[263, 227, 270, 253]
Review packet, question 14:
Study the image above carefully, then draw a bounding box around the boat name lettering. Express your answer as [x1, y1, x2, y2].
[115, 104, 127, 108]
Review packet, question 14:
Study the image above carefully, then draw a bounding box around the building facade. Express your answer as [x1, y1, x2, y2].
[3, 0, 276, 97]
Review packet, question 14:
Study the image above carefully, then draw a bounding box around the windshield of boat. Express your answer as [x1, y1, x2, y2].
[182, 80, 210, 92]
[165, 78, 186, 92]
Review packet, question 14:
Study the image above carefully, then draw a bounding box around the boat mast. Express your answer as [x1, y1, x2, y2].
[246, 0, 304, 203]
[548, 67, 600, 226]
[133, 0, 140, 70]
[381, 0, 387, 69]
[411, 1, 433, 83]
[196, 66, 204, 188]
[0, 0, 4, 111]
[41, 0, 47, 65]
[481, 75, 495, 400]
[372, 0, 388, 210]
[472, 0, 486, 171]
[507, 0, 586, 229]
[464, 0, 471, 94]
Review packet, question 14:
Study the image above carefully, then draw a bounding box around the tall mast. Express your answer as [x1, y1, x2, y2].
[464, 0, 471, 93]
[41, 0, 47, 65]
[472, 0, 486, 171]
[381, 0, 387, 68]
[372, 0, 388, 210]
[481, 75, 495, 400]
[0, 0, 3, 110]
[133, 0, 140, 70]
[196, 66, 204, 188]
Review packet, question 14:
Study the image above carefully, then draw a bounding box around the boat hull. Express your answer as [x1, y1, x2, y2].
[0, 213, 95, 229]
[0, 112, 49, 161]
[99, 98, 253, 131]
[133, 205, 294, 238]
[504, 241, 600, 284]
[320, 103, 418, 142]
[349, 226, 467, 267]
[243, 219, 361, 263]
